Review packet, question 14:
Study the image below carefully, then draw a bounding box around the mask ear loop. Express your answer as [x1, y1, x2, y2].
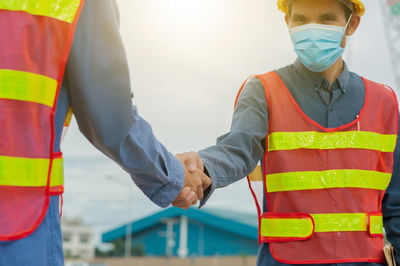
[342, 14, 353, 51]
[344, 13, 353, 34]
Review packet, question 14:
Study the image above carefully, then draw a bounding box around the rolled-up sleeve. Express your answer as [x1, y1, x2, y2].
[62, 0, 184, 207]
[198, 78, 269, 206]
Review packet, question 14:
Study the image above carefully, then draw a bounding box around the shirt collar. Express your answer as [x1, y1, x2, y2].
[293, 58, 350, 94]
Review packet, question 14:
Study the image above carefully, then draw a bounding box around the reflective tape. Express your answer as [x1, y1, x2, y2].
[312, 213, 367, 232]
[268, 131, 397, 152]
[261, 213, 383, 239]
[261, 216, 313, 238]
[369, 215, 384, 235]
[266, 169, 392, 193]
[0, 156, 63, 187]
[0, 0, 81, 23]
[0, 69, 57, 107]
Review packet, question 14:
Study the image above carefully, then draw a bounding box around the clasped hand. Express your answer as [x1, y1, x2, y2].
[172, 152, 212, 209]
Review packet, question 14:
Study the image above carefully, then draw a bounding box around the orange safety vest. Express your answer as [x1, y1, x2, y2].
[0, 0, 84, 240]
[238, 71, 399, 264]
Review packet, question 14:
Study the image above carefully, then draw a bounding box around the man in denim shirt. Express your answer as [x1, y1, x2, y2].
[0, 0, 210, 265]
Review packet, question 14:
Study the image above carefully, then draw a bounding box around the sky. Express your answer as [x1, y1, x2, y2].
[60, 0, 400, 244]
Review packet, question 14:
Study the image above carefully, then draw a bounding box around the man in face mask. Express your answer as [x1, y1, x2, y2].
[286, 0, 360, 79]
[177, 0, 400, 265]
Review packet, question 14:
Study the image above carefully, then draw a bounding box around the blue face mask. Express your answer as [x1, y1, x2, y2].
[289, 17, 352, 72]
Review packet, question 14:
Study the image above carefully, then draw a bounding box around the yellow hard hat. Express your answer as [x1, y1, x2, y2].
[277, 0, 365, 16]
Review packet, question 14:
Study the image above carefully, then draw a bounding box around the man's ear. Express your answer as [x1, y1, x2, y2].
[346, 14, 361, 36]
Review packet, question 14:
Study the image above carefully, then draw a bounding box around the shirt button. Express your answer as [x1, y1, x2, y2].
[330, 107, 334, 112]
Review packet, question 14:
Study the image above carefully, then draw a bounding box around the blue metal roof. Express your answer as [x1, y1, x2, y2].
[102, 207, 258, 243]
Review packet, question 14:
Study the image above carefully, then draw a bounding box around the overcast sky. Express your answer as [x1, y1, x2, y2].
[61, 0, 399, 242]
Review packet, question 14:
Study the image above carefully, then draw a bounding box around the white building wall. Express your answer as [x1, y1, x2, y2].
[62, 218, 95, 259]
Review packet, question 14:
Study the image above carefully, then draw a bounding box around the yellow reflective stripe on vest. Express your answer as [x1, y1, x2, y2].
[268, 131, 397, 152]
[0, 69, 57, 107]
[312, 213, 367, 232]
[370, 215, 384, 235]
[266, 169, 391, 193]
[261, 217, 313, 238]
[261, 213, 383, 238]
[0, 156, 63, 187]
[0, 0, 80, 23]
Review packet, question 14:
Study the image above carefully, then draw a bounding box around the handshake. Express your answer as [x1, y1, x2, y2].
[172, 152, 212, 209]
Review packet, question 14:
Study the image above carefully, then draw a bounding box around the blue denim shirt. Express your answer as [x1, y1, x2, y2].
[60, 0, 185, 209]
[0, 0, 185, 265]
[199, 59, 400, 265]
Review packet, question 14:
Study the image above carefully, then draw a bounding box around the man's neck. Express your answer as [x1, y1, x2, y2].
[320, 58, 344, 89]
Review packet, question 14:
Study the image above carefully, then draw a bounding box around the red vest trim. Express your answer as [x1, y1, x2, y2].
[238, 71, 398, 264]
[0, 1, 84, 241]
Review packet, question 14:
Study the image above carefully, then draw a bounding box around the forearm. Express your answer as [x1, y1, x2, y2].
[198, 132, 264, 206]
[64, 0, 184, 207]
[199, 131, 263, 189]
[116, 106, 185, 207]
[198, 78, 269, 206]
[75, 102, 185, 207]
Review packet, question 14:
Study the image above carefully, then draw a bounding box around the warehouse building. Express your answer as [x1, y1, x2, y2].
[102, 207, 259, 257]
